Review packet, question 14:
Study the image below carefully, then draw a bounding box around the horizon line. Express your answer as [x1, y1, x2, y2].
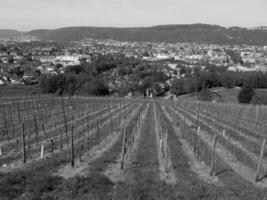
[1, 23, 267, 32]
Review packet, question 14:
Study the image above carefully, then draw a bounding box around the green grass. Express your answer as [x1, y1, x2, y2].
[178, 87, 267, 104]
[211, 87, 240, 103]
[0, 84, 41, 97]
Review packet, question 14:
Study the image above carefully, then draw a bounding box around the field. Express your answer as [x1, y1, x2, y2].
[0, 96, 267, 200]
[0, 85, 41, 97]
[178, 87, 267, 104]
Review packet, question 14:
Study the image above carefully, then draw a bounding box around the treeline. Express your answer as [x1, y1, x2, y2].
[171, 67, 267, 96]
[39, 54, 131, 96]
[39, 54, 168, 96]
[120, 66, 168, 96]
[39, 73, 109, 96]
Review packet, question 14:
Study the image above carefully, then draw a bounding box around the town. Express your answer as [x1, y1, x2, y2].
[0, 36, 267, 102]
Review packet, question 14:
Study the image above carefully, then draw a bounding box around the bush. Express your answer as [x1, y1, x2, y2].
[80, 78, 109, 96]
[39, 74, 62, 93]
[39, 73, 90, 96]
[152, 83, 166, 96]
[197, 89, 213, 101]
[170, 78, 186, 96]
[65, 65, 84, 74]
[237, 86, 255, 104]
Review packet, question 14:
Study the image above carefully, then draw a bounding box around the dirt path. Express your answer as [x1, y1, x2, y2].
[111, 101, 177, 200]
[160, 103, 222, 186]
[104, 101, 150, 183]
[153, 101, 176, 185]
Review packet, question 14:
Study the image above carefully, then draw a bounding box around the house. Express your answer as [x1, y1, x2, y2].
[35, 56, 56, 63]
[0, 79, 5, 86]
[55, 55, 81, 66]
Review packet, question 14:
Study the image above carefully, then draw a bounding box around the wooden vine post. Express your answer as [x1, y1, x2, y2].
[255, 139, 266, 182]
[71, 126, 75, 167]
[17, 103, 22, 125]
[226, 133, 231, 156]
[51, 139, 54, 153]
[87, 136, 90, 155]
[194, 126, 200, 154]
[210, 135, 218, 177]
[61, 99, 69, 145]
[21, 122, 26, 164]
[183, 115, 186, 138]
[120, 127, 126, 170]
[60, 127, 63, 150]
[40, 145, 44, 159]
[3, 111, 9, 142]
[33, 113, 39, 145]
[164, 130, 168, 172]
[81, 142, 84, 162]
[97, 118, 100, 149]
[255, 106, 259, 129]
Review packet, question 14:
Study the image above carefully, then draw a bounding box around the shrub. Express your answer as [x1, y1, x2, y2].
[197, 88, 213, 101]
[152, 83, 166, 96]
[80, 78, 109, 96]
[170, 78, 186, 96]
[237, 86, 255, 104]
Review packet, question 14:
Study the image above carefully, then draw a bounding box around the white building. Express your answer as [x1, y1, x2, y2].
[56, 55, 81, 66]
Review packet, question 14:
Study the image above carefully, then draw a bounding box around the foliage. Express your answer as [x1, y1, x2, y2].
[11, 66, 24, 78]
[170, 70, 267, 97]
[197, 88, 213, 101]
[237, 85, 255, 104]
[39, 73, 109, 96]
[225, 49, 243, 64]
[170, 78, 187, 95]
[79, 78, 110, 96]
[152, 83, 166, 96]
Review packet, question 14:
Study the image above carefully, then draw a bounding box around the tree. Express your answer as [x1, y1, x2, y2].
[0, 44, 6, 52]
[12, 66, 24, 78]
[198, 89, 213, 101]
[237, 85, 255, 104]
[8, 56, 14, 64]
[80, 78, 109, 96]
[66, 65, 84, 74]
[221, 72, 235, 88]
[170, 78, 186, 96]
[152, 83, 165, 96]
[179, 66, 187, 75]
[225, 49, 243, 64]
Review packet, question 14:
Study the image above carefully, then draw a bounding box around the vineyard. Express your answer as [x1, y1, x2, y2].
[0, 96, 267, 200]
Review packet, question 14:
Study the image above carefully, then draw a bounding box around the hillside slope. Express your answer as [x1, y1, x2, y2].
[178, 87, 267, 104]
[0, 29, 24, 38]
[27, 24, 267, 44]
[1, 24, 267, 44]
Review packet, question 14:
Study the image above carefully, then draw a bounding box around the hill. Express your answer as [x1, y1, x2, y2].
[0, 29, 24, 38]
[26, 24, 267, 44]
[1, 24, 267, 44]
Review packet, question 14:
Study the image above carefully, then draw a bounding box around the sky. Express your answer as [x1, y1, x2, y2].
[0, 0, 267, 31]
